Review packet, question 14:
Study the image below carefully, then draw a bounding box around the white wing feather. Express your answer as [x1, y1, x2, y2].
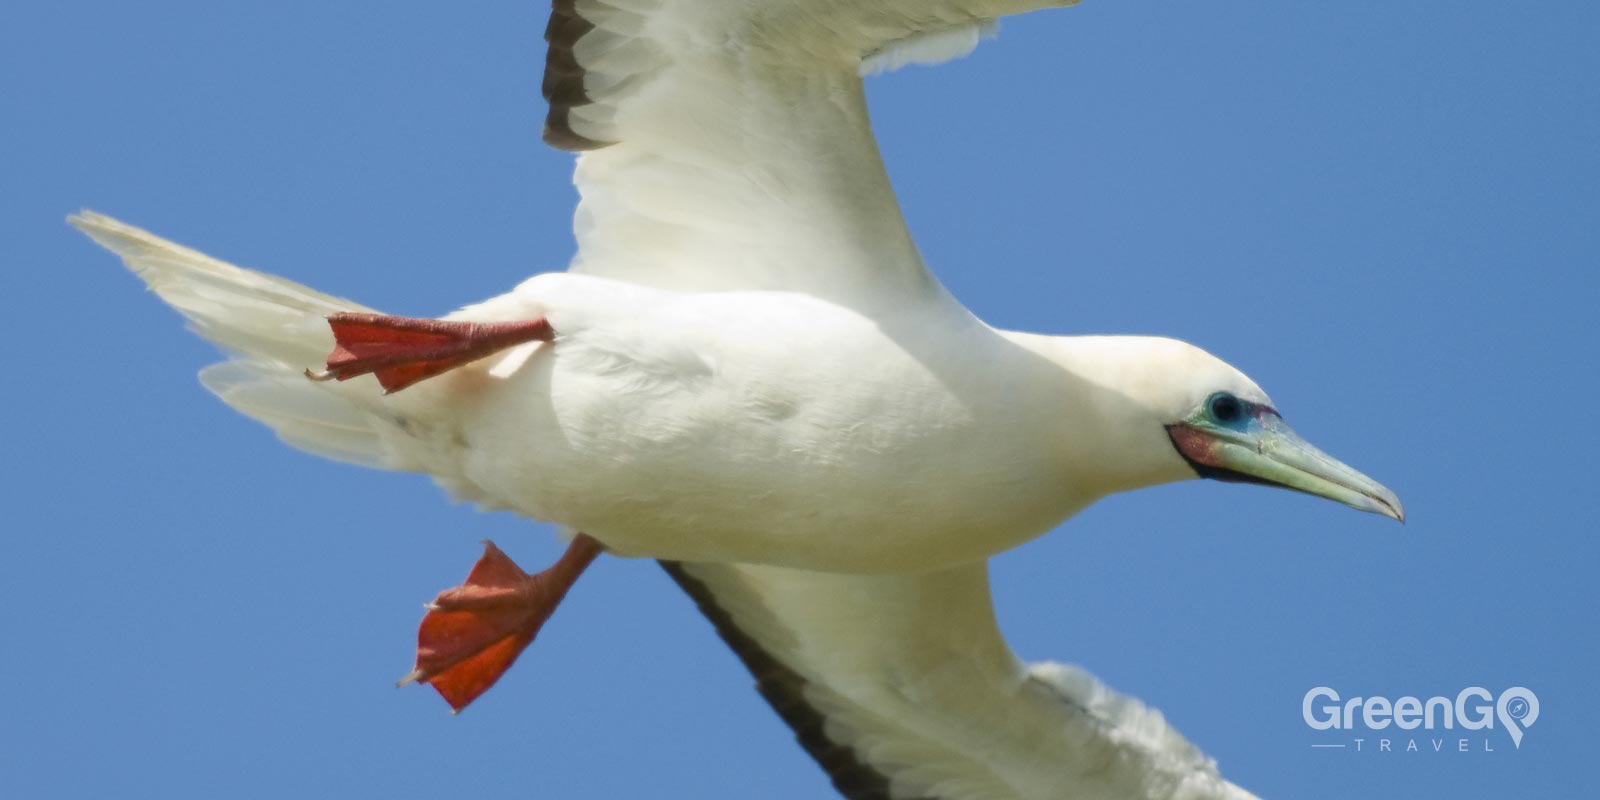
[549, 0, 1078, 305]
[667, 562, 1260, 800]
[861, 21, 1000, 76]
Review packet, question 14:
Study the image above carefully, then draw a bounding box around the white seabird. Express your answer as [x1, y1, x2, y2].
[72, 0, 1401, 797]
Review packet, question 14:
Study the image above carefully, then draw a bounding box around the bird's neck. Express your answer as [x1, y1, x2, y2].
[997, 332, 1197, 501]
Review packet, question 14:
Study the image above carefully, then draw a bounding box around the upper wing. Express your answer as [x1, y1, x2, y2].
[663, 561, 1260, 800]
[547, 0, 1077, 305]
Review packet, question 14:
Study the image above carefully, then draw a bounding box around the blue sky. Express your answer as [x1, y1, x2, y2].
[3, 2, 1595, 798]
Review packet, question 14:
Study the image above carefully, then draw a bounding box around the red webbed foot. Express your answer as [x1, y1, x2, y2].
[400, 536, 602, 712]
[308, 313, 554, 394]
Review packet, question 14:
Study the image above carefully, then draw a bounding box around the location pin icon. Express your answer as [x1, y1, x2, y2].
[1496, 687, 1539, 748]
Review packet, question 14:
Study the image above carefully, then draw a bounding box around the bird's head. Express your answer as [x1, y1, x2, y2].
[1052, 336, 1403, 522]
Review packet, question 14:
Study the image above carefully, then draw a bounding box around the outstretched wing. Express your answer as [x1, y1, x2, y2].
[662, 561, 1259, 800]
[547, 0, 1077, 305]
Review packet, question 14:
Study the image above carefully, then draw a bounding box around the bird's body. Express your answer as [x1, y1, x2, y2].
[430, 274, 1085, 571]
[100, 248, 1214, 573]
[411, 272, 1275, 570]
[73, 0, 1402, 796]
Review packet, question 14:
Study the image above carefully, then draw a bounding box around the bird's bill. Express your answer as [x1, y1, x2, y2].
[1167, 413, 1404, 522]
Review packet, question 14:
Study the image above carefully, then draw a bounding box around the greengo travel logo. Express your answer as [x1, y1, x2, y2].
[1302, 686, 1539, 752]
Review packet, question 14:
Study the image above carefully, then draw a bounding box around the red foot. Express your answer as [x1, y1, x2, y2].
[400, 536, 603, 712]
[308, 313, 554, 394]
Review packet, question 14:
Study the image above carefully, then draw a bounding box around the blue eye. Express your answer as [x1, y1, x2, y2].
[1207, 392, 1244, 424]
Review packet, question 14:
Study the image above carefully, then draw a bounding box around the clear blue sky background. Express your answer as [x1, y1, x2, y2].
[3, 2, 1594, 798]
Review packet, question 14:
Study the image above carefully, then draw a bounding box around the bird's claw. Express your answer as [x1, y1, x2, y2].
[402, 536, 602, 712]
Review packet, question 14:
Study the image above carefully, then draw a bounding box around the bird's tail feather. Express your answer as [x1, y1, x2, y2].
[71, 210, 396, 470]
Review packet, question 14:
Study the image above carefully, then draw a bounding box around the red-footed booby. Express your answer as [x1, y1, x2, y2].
[71, 0, 1401, 797]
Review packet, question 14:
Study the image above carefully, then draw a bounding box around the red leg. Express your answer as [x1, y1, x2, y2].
[400, 535, 603, 712]
[307, 313, 554, 394]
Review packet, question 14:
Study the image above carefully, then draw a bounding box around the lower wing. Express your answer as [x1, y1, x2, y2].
[663, 560, 1260, 800]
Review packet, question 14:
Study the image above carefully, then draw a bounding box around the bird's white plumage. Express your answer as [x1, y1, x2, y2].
[860, 20, 999, 76]
[71, 0, 1288, 796]
[71, 213, 393, 470]
[671, 560, 1259, 799]
[558, 0, 1075, 306]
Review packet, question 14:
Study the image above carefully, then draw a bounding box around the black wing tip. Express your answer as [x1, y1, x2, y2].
[658, 561, 909, 800]
[541, 0, 618, 152]
[542, 117, 617, 151]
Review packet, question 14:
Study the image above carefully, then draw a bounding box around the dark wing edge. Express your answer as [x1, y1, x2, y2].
[659, 560, 931, 800]
[542, 0, 613, 151]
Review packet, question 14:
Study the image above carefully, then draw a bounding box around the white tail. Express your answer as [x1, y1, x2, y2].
[71, 211, 396, 470]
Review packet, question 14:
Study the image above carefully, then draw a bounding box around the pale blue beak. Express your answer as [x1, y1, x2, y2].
[1168, 409, 1404, 522]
